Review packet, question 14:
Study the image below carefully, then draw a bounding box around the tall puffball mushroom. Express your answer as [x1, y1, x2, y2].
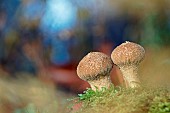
[111, 41, 145, 88]
[77, 52, 113, 90]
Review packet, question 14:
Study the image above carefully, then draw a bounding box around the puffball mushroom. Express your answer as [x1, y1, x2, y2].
[111, 41, 145, 88]
[77, 52, 113, 90]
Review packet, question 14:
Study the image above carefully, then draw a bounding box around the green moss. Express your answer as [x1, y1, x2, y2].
[149, 97, 170, 113]
[73, 85, 170, 113]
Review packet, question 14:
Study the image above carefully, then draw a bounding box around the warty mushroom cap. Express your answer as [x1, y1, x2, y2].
[77, 52, 113, 81]
[111, 41, 145, 67]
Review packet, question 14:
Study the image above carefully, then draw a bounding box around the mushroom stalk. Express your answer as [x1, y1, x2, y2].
[120, 65, 140, 88]
[88, 74, 111, 90]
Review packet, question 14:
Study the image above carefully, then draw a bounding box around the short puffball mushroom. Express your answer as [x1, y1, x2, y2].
[111, 41, 145, 88]
[77, 52, 113, 90]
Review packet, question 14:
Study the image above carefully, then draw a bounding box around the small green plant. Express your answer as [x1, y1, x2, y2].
[78, 88, 96, 101]
[78, 85, 120, 101]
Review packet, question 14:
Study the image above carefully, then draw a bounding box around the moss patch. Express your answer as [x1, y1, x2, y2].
[72, 85, 170, 113]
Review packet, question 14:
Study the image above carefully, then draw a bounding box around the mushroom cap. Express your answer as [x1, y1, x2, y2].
[111, 41, 145, 67]
[77, 52, 113, 81]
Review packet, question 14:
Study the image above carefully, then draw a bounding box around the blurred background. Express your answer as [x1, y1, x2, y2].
[0, 0, 170, 112]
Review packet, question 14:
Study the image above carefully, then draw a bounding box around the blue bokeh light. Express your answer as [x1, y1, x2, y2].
[40, 0, 77, 33]
[23, 0, 44, 20]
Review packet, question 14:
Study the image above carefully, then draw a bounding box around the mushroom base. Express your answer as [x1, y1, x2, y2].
[88, 74, 111, 90]
[120, 65, 140, 88]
